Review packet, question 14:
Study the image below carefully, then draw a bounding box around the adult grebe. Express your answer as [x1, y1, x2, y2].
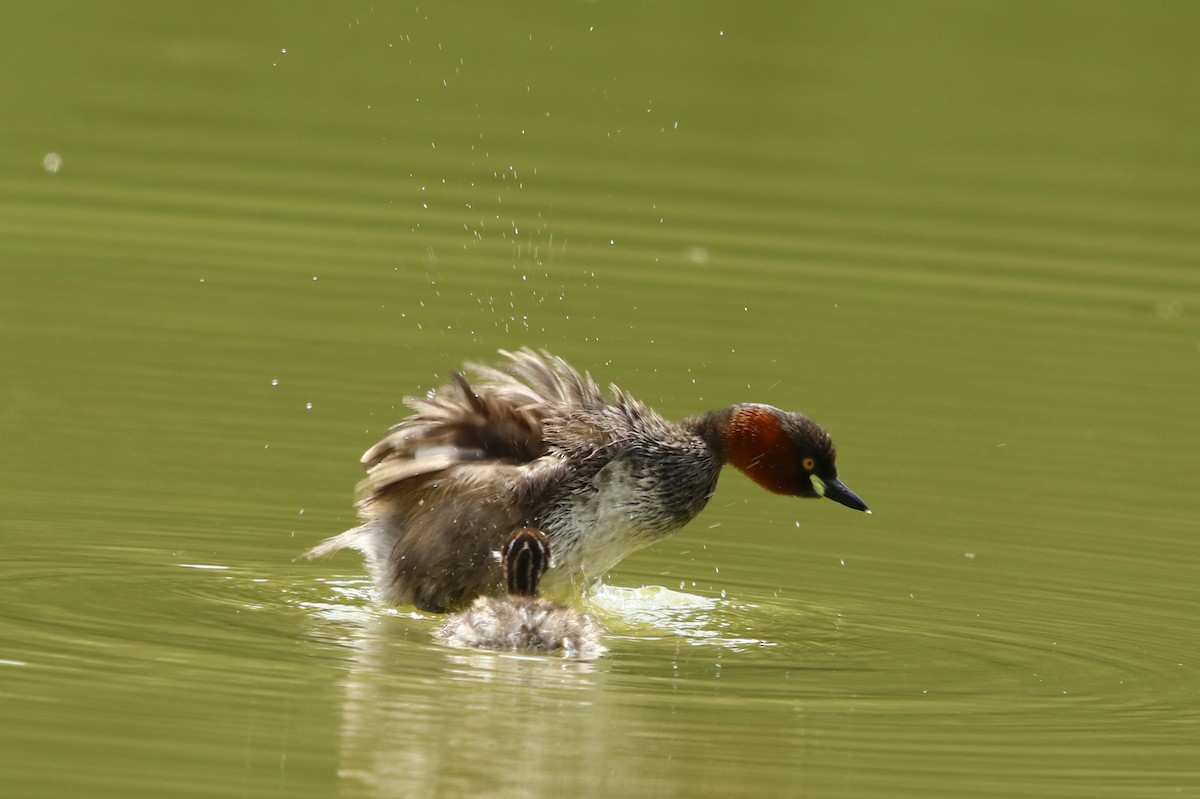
[308, 348, 868, 611]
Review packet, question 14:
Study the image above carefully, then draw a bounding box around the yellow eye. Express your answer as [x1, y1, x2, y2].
[802, 457, 816, 471]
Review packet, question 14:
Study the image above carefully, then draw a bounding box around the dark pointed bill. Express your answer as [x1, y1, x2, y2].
[811, 475, 871, 513]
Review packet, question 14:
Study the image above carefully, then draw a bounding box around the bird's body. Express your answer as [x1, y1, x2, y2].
[308, 348, 868, 612]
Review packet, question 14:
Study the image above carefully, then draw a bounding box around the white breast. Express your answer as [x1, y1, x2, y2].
[540, 456, 673, 594]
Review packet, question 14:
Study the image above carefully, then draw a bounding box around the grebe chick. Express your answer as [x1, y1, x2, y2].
[308, 348, 869, 612]
[435, 528, 605, 659]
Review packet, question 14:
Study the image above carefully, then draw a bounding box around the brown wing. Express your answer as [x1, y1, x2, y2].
[364, 371, 543, 462]
[358, 369, 549, 500]
[357, 348, 616, 500]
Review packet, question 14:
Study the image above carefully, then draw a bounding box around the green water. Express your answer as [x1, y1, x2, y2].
[3, 2, 1198, 797]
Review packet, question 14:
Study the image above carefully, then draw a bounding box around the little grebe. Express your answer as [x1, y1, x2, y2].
[435, 527, 604, 659]
[308, 348, 869, 612]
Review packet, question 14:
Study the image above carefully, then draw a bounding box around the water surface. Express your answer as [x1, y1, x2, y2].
[2, 2, 1198, 797]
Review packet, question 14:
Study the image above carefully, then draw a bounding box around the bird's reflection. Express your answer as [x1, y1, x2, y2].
[311, 601, 609, 799]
